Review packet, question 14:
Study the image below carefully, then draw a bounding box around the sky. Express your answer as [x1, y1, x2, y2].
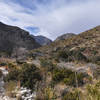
[0, 0, 100, 40]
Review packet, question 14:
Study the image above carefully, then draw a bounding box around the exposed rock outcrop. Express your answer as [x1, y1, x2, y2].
[0, 22, 40, 56]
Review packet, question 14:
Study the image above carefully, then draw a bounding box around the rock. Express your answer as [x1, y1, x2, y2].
[0, 22, 40, 57]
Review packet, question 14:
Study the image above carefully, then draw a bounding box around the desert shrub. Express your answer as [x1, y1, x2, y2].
[4, 68, 20, 82]
[8, 63, 17, 70]
[62, 89, 80, 100]
[5, 81, 17, 98]
[52, 68, 86, 86]
[64, 78, 73, 86]
[40, 59, 56, 72]
[19, 63, 42, 91]
[86, 81, 100, 100]
[52, 68, 73, 82]
[36, 87, 56, 100]
[64, 75, 76, 86]
[77, 73, 86, 85]
[57, 50, 87, 62]
[40, 59, 50, 68]
[57, 50, 69, 59]
[71, 50, 87, 61]
[52, 68, 88, 87]
[44, 88, 56, 100]
[5, 63, 42, 91]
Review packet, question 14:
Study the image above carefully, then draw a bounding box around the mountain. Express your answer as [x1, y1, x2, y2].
[55, 33, 76, 41]
[0, 22, 40, 56]
[34, 35, 52, 46]
[34, 25, 100, 63]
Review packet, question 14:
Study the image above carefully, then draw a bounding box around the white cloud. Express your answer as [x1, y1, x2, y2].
[0, 0, 100, 40]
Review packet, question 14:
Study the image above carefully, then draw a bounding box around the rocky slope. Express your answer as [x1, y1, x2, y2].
[0, 22, 40, 56]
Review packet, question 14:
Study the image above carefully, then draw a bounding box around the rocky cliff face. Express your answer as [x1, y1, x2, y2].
[0, 22, 40, 56]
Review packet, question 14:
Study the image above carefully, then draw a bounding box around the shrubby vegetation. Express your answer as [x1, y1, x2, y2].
[52, 68, 87, 87]
[5, 81, 17, 98]
[86, 81, 100, 100]
[36, 87, 56, 100]
[62, 89, 80, 100]
[57, 50, 87, 62]
[19, 63, 42, 90]
[5, 63, 42, 91]
[40, 59, 56, 72]
[62, 81, 100, 100]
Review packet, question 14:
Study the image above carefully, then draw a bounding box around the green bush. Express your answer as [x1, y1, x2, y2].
[52, 68, 73, 83]
[57, 50, 87, 62]
[71, 50, 87, 61]
[52, 68, 86, 87]
[8, 63, 16, 71]
[40, 59, 56, 72]
[19, 63, 42, 91]
[4, 68, 20, 82]
[5, 63, 42, 91]
[57, 50, 69, 59]
[40, 59, 50, 68]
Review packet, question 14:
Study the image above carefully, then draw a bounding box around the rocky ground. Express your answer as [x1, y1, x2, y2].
[0, 67, 10, 100]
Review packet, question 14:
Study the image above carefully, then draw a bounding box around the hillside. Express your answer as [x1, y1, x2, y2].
[55, 33, 76, 41]
[28, 25, 100, 100]
[0, 26, 100, 100]
[0, 22, 40, 56]
[34, 26, 100, 60]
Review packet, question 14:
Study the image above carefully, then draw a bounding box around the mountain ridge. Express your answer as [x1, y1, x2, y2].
[32, 35, 52, 46]
[55, 33, 76, 41]
[0, 22, 41, 56]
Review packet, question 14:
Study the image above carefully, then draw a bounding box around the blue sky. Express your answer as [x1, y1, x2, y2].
[0, 0, 100, 40]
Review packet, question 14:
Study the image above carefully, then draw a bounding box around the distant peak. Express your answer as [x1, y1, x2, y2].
[55, 33, 76, 41]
